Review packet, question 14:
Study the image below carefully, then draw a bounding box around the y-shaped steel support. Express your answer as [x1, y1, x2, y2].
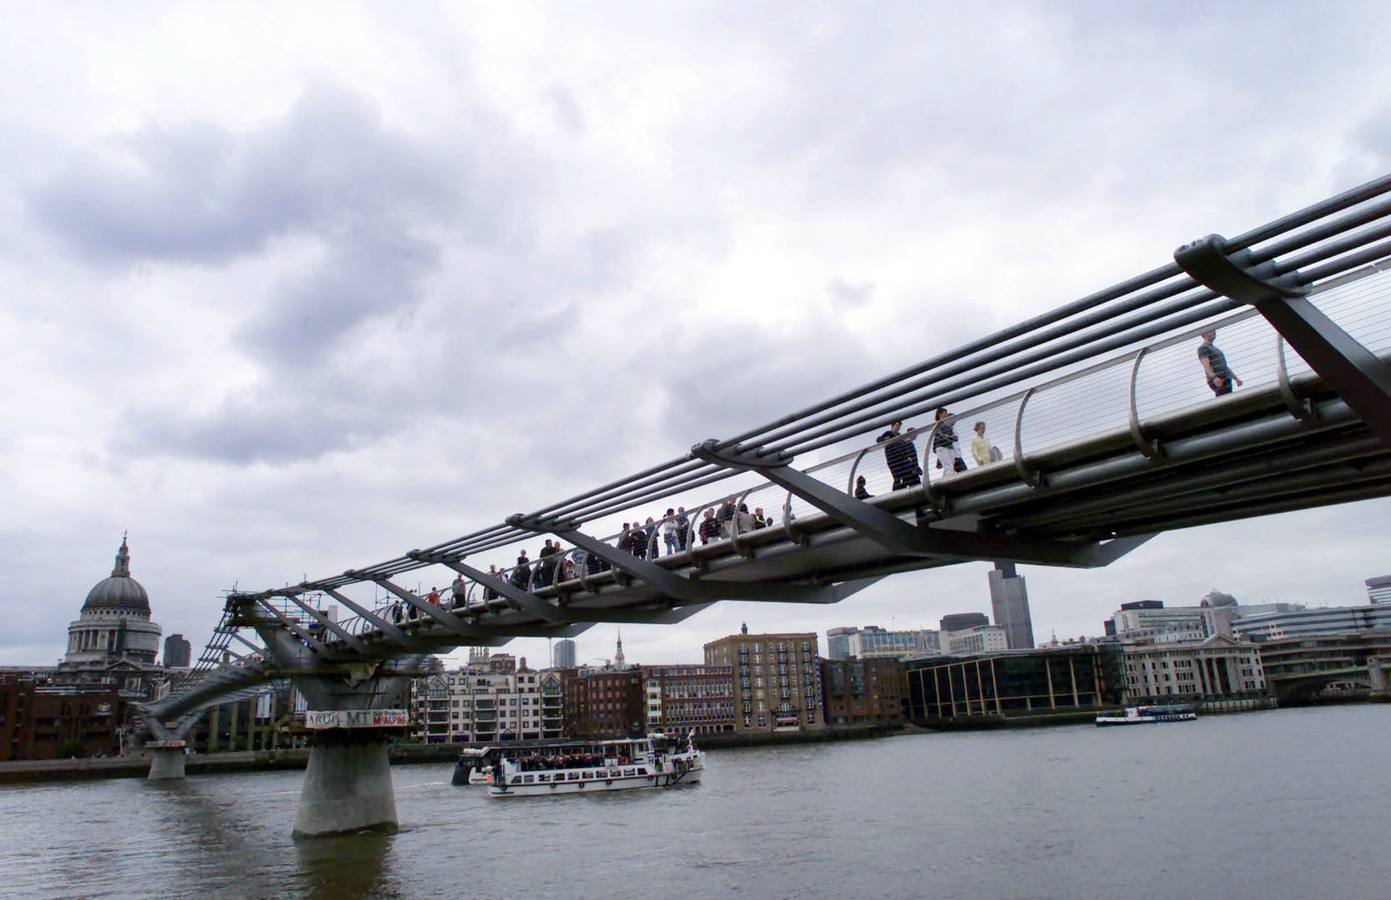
[689, 440, 1153, 567]
[408, 552, 712, 625]
[502, 516, 881, 604]
[1176, 235, 1391, 449]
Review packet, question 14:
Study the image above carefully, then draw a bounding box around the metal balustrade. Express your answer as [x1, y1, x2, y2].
[145, 174, 1391, 725]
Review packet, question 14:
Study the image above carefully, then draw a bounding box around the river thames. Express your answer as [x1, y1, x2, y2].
[1, 704, 1387, 898]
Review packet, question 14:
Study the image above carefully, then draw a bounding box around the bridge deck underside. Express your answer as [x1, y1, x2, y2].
[307, 368, 1387, 654]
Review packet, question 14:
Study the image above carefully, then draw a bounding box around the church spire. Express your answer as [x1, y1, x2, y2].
[614, 628, 626, 669]
[112, 533, 131, 578]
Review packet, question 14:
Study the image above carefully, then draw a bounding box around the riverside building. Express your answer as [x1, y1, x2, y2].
[1119, 635, 1267, 704]
[1232, 604, 1391, 642]
[640, 665, 735, 735]
[904, 646, 1122, 725]
[820, 658, 905, 729]
[704, 629, 824, 734]
[411, 653, 562, 743]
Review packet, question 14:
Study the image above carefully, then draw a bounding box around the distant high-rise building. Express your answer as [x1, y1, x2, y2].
[828, 626, 937, 660]
[943, 625, 1009, 655]
[1366, 575, 1391, 604]
[553, 638, 577, 669]
[939, 612, 988, 633]
[826, 626, 857, 661]
[989, 562, 1035, 650]
[163, 633, 192, 668]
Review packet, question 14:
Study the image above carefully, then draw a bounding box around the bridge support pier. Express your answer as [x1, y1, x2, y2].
[293, 731, 397, 839]
[147, 742, 187, 780]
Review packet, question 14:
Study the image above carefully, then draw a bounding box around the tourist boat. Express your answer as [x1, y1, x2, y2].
[487, 732, 703, 797]
[453, 739, 594, 786]
[1096, 704, 1199, 726]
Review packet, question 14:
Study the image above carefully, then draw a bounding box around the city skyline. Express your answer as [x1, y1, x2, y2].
[4, 4, 1391, 667]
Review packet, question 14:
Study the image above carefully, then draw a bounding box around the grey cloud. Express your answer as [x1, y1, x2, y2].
[828, 277, 874, 309]
[237, 227, 440, 360]
[26, 85, 472, 266]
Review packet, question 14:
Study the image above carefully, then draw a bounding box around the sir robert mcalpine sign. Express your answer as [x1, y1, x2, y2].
[304, 709, 410, 730]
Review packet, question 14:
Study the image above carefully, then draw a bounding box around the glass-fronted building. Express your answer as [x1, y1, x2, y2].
[904, 646, 1123, 724]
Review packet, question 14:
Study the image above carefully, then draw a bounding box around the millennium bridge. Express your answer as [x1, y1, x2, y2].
[142, 175, 1391, 837]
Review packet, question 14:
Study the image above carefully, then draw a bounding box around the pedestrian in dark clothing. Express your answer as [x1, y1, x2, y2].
[537, 540, 557, 586]
[854, 475, 872, 500]
[510, 552, 531, 589]
[877, 419, 922, 490]
[675, 507, 690, 550]
[716, 498, 736, 537]
[1198, 329, 1242, 396]
[643, 517, 658, 559]
[586, 550, 610, 574]
[485, 564, 500, 601]
[699, 509, 720, 545]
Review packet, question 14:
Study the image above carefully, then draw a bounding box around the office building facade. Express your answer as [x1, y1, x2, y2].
[553, 639, 577, 669]
[1120, 635, 1266, 702]
[943, 625, 1009, 655]
[988, 562, 1035, 650]
[162, 634, 192, 669]
[828, 626, 938, 660]
[1232, 604, 1391, 642]
[904, 646, 1122, 724]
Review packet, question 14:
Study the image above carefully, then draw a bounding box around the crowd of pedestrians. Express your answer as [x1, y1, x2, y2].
[404, 330, 1240, 613]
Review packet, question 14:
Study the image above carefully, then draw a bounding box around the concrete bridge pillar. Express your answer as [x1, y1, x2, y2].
[1369, 657, 1388, 699]
[293, 730, 398, 838]
[147, 741, 188, 780]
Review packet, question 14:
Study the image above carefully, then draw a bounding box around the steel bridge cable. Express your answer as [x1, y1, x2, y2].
[231, 175, 1391, 611]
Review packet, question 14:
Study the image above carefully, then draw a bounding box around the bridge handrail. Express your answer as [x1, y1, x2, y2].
[186, 177, 1391, 661]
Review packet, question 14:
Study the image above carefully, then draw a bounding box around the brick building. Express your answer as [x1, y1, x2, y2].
[704, 630, 824, 734]
[640, 665, 735, 735]
[564, 668, 644, 738]
[0, 675, 125, 760]
[820, 658, 906, 729]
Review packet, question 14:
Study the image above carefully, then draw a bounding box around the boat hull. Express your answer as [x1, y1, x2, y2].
[490, 766, 702, 797]
[1096, 712, 1198, 726]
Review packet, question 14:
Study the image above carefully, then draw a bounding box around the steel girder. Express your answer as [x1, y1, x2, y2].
[500, 516, 884, 605]
[687, 439, 1154, 568]
[1176, 235, 1391, 449]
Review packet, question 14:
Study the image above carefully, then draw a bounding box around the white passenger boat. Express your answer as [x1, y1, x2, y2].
[487, 732, 703, 797]
[1096, 704, 1198, 726]
[453, 739, 588, 786]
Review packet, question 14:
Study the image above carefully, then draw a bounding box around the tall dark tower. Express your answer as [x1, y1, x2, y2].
[989, 562, 1035, 650]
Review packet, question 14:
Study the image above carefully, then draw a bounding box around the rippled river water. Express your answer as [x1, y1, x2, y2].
[2, 704, 1388, 898]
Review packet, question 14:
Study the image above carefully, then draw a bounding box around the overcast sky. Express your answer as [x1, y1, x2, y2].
[4, 2, 1389, 669]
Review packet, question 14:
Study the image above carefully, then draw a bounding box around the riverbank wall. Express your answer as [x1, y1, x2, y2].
[0, 742, 461, 785]
[0, 727, 901, 784]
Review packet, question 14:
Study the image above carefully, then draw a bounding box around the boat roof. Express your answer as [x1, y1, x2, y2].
[461, 738, 602, 755]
